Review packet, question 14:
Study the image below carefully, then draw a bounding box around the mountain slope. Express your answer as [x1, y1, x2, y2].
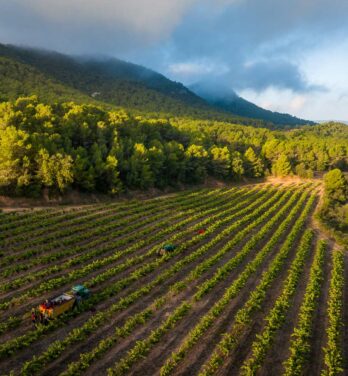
[0, 44, 216, 116]
[0, 43, 314, 126]
[0, 56, 97, 104]
[190, 82, 315, 126]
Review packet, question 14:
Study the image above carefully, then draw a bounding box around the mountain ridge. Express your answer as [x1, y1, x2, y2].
[0, 43, 314, 127]
[190, 81, 314, 126]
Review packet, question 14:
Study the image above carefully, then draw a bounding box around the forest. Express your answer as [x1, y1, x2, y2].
[0, 96, 347, 197]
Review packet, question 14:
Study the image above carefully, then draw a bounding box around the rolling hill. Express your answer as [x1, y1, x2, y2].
[0, 43, 220, 118]
[0, 43, 314, 127]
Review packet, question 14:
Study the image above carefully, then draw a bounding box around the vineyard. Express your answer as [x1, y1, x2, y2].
[0, 183, 346, 376]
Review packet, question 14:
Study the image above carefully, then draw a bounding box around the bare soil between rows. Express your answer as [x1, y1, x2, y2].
[0, 182, 336, 376]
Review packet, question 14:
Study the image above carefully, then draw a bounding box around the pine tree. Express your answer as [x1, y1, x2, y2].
[104, 155, 122, 194]
[164, 141, 185, 185]
[324, 169, 347, 204]
[36, 149, 73, 192]
[272, 154, 292, 177]
[0, 126, 31, 188]
[184, 144, 208, 184]
[244, 147, 264, 178]
[209, 146, 230, 178]
[231, 151, 245, 180]
[148, 142, 166, 188]
[295, 162, 313, 179]
[127, 143, 154, 189]
[73, 147, 96, 191]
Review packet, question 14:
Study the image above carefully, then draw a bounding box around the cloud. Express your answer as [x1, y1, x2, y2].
[0, 0, 197, 54]
[169, 62, 214, 76]
[145, 0, 348, 93]
[235, 60, 326, 93]
[168, 60, 229, 84]
[241, 86, 348, 121]
[23, 0, 196, 36]
[165, 58, 325, 96]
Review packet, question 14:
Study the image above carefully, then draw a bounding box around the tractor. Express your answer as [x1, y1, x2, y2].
[32, 284, 90, 324]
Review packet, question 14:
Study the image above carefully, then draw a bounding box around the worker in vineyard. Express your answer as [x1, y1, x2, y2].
[157, 244, 176, 256]
[31, 309, 37, 325]
[43, 311, 49, 325]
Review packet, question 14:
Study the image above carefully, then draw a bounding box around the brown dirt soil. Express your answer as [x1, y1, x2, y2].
[0, 204, 201, 288]
[31, 203, 275, 375]
[0, 188, 201, 253]
[307, 244, 332, 376]
[0, 201, 138, 244]
[0, 177, 263, 210]
[170, 196, 309, 376]
[216, 219, 316, 375]
[342, 251, 348, 373]
[1, 186, 222, 261]
[6, 187, 287, 374]
[0, 187, 255, 325]
[78, 214, 281, 376]
[0, 186, 236, 265]
[266, 176, 321, 187]
[258, 236, 317, 376]
[76, 190, 306, 376]
[0, 208, 223, 333]
[0, 188, 269, 373]
[1, 181, 335, 376]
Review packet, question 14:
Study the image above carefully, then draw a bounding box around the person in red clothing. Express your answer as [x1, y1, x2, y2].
[31, 309, 37, 325]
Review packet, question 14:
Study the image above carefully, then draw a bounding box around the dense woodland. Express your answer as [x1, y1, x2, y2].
[0, 96, 347, 197]
[320, 169, 348, 242]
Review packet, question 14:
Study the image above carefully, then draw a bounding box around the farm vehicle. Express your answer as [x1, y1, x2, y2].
[31, 284, 90, 324]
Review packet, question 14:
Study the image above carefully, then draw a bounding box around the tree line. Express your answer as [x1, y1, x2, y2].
[0, 96, 347, 197]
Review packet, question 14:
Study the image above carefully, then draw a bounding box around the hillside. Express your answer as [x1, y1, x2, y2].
[0, 43, 313, 127]
[191, 82, 315, 126]
[0, 44, 203, 105]
[0, 56, 96, 104]
[0, 44, 228, 119]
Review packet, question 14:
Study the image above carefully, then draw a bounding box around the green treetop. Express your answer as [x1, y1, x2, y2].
[272, 154, 292, 177]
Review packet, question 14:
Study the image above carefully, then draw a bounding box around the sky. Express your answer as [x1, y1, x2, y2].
[1, 0, 348, 120]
